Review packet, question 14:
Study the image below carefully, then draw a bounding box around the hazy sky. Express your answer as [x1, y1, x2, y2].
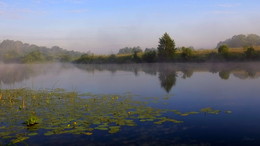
[0, 0, 260, 54]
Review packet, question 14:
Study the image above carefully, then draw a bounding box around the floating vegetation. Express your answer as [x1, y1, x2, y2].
[11, 136, 29, 144]
[154, 117, 183, 124]
[200, 107, 221, 114]
[0, 88, 231, 145]
[25, 115, 40, 126]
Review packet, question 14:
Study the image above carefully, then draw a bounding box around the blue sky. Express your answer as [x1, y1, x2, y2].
[0, 0, 260, 54]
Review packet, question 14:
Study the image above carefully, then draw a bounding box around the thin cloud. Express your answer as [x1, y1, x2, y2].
[212, 10, 237, 15]
[30, 0, 85, 4]
[31, 0, 42, 3]
[0, 8, 47, 19]
[64, 0, 85, 4]
[68, 9, 88, 13]
[217, 3, 241, 8]
[0, 1, 7, 7]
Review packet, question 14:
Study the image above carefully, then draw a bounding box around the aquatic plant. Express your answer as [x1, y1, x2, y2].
[25, 115, 39, 126]
[200, 107, 221, 114]
[0, 88, 230, 145]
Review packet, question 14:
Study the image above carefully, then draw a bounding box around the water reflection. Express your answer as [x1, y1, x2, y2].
[0, 63, 72, 85]
[75, 63, 260, 92]
[1, 63, 260, 145]
[158, 68, 177, 93]
[74, 63, 260, 80]
[219, 70, 230, 80]
[181, 69, 193, 79]
[1, 63, 260, 93]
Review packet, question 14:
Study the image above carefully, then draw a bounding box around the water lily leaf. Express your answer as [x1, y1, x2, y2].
[28, 133, 38, 136]
[84, 132, 93, 135]
[11, 137, 29, 144]
[95, 127, 108, 130]
[0, 88, 227, 145]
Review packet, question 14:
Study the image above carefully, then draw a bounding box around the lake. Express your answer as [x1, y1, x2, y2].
[1, 63, 260, 145]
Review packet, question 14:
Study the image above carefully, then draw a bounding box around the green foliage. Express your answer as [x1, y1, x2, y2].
[25, 115, 39, 126]
[244, 47, 256, 59]
[218, 45, 229, 59]
[75, 54, 94, 64]
[0, 88, 227, 145]
[1, 50, 21, 63]
[144, 48, 156, 53]
[0, 40, 83, 63]
[3, 35, 260, 64]
[157, 33, 176, 61]
[218, 45, 229, 54]
[59, 54, 72, 62]
[132, 51, 142, 63]
[181, 47, 193, 60]
[142, 50, 157, 63]
[107, 54, 117, 63]
[200, 107, 221, 114]
[22, 50, 47, 63]
[118, 46, 143, 55]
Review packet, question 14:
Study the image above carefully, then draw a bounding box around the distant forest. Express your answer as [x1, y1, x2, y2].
[216, 34, 260, 48]
[1, 33, 260, 64]
[0, 40, 82, 63]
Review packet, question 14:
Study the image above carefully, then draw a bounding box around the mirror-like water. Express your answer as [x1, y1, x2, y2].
[1, 63, 260, 145]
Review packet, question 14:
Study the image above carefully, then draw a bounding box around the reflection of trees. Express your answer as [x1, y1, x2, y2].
[0, 65, 33, 84]
[182, 69, 193, 79]
[158, 68, 177, 93]
[0, 64, 70, 85]
[2, 63, 260, 86]
[233, 71, 258, 79]
[247, 70, 257, 78]
[219, 71, 230, 80]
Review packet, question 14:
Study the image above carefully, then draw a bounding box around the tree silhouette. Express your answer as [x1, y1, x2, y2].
[157, 33, 176, 61]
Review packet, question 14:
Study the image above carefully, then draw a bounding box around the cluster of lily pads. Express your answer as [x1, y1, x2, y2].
[0, 88, 232, 145]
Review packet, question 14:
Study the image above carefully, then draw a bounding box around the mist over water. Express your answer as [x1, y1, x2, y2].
[1, 62, 260, 93]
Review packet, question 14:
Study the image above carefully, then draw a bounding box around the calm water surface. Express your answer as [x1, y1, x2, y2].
[1, 63, 260, 145]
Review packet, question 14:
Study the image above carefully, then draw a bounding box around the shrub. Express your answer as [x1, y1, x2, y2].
[142, 51, 157, 63]
[181, 47, 193, 60]
[244, 47, 256, 59]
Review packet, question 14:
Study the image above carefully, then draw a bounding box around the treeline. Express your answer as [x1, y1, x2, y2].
[74, 33, 260, 64]
[2, 33, 260, 64]
[74, 47, 260, 64]
[217, 34, 260, 48]
[0, 40, 82, 63]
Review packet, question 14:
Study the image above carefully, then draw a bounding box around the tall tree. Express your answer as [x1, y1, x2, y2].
[157, 33, 176, 61]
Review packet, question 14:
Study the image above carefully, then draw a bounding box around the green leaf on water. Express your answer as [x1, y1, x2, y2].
[28, 133, 38, 136]
[11, 137, 29, 144]
[0, 88, 228, 145]
[95, 127, 108, 130]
